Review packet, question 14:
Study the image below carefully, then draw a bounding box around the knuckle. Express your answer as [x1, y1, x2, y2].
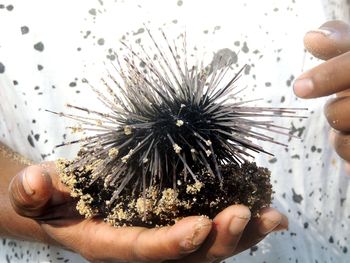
[130, 229, 145, 260]
[131, 228, 155, 262]
[132, 228, 168, 262]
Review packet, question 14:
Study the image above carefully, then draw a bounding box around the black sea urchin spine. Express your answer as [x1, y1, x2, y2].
[52, 30, 303, 219]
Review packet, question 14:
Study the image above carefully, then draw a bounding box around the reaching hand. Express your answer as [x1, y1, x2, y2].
[8, 162, 287, 262]
[294, 20, 350, 174]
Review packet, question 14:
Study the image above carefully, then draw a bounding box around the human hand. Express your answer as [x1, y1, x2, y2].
[293, 20, 350, 174]
[8, 162, 287, 263]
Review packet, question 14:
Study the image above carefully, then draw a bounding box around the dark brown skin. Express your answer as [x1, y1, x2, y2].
[294, 20, 350, 173]
[0, 143, 288, 263]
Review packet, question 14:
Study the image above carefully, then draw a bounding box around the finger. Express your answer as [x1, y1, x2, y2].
[304, 20, 350, 60]
[324, 96, 350, 132]
[293, 51, 350, 98]
[132, 216, 212, 262]
[336, 89, 350, 97]
[330, 131, 350, 174]
[331, 130, 350, 162]
[133, 216, 212, 262]
[8, 163, 72, 219]
[181, 205, 250, 263]
[235, 207, 288, 254]
[48, 216, 212, 262]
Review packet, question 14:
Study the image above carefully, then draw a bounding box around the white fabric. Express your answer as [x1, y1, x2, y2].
[0, 0, 349, 262]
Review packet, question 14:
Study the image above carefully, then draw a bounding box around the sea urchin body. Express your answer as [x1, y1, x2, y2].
[55, 30, 301, 226]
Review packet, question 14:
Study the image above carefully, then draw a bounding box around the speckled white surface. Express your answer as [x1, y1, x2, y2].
[0, 0, 350, 262]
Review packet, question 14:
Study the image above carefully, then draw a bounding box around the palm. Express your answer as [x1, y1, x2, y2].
[10, 163, 287, 263]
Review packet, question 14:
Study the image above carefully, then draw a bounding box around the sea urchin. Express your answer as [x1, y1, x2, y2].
[54, 30, 301, 227]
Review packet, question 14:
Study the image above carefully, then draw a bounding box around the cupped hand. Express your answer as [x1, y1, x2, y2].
[293, 20, 350, 173]
[8, 162, 287, 263]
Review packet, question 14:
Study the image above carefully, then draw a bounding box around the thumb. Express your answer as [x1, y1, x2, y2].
[8, 163, 72, 219]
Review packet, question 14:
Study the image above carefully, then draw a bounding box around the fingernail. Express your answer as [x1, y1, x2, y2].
[229, 214, 250, 235]
[309, 26, 345, 43]
[259, 218, 281, 235]
[293, 78, 314, 98]
[179, 217, 212, 252]
[309, 28, 333, 37]
[21, 168, 35, 195]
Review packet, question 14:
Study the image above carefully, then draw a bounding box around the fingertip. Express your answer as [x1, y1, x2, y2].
[293, 77, 314, 98]
[304, 29, 333, 60]
[212, 205, 251, 236]
[176, 216, 213, 254]
[272, 213, 289, 232]
[227, 206, 251, 237]
[258, 207, 287, 235]
[304, 20, 350, 60]
[259, 207, 283, 219]
[230, 204, 251, 219]
[9, 165, 52, 217]
[212, 205, 251, 244]
[214, 205, 251, 222]
[180, 205, 251, 262]
[22, 165, 52, 201]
